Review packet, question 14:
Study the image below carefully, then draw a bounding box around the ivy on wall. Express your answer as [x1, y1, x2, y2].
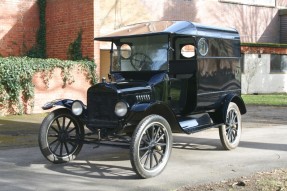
[67, 30, 85, 60]
[26, 0, 46, 58]
[0, 57, 97, 114]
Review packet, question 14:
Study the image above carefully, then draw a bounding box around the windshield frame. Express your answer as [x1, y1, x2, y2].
[110, 34, 170, 73]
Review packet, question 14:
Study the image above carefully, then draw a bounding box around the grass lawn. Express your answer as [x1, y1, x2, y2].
[242, 94, 287, 106]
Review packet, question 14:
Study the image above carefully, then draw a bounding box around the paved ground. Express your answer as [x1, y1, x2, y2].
[0, 106, 287, 191]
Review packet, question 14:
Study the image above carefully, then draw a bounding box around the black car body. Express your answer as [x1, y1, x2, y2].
[39, 21, 246, 178]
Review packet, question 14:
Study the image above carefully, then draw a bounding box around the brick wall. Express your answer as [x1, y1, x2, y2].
[241, 45, 287, 54]
[0, 0, 39, 56]
[46, 0, 94, 60]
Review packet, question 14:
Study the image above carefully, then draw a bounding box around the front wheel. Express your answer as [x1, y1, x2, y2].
[219, 102, 242, 150]
[130, 115, 173, 178]
[38, 108, 85, 163]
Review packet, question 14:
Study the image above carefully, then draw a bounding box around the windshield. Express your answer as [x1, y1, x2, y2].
[111, 35, 169, 72]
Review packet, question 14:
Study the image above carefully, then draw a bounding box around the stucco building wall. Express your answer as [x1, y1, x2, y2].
[97, 0, 286, 44]
[241, 46, 287, 94]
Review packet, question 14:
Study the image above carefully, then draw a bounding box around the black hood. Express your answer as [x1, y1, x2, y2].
[88, 80, 151, 95]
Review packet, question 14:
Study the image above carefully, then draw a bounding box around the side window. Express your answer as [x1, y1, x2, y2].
[120, 44, 132, 59]
[180, 44, 195, 59]
[174, 37, 195, 60]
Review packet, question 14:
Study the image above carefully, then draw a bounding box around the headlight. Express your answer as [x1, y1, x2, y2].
[114, 101, 128, 117]
[72, 101, 84, 116]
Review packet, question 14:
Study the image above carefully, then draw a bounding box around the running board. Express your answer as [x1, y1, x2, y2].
[178, 113, 215, 134]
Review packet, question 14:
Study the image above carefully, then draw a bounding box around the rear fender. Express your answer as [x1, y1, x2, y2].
[222, 94, 247, 122]
[127, 102, 182, 133]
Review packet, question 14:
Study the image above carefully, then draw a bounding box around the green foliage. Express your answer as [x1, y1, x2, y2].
[0, 57, 97, 114]
[67, 30, 86, 60]
[26, 0, 46, 58]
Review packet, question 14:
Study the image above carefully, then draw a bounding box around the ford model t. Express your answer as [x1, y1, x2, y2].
[39, 21, 246, 178]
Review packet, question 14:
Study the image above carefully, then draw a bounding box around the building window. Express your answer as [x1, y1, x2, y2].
[240, 54, 245, 73]
[219, 0, 275, 7]
[270, 54, 287, 73]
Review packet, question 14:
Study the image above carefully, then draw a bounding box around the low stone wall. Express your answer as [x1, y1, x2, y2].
[32, 67, 91, 114]
[0, 67, 92, 116]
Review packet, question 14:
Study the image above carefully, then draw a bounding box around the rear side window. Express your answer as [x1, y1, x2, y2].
[181, 44, 195, 58]
[174, 37, 196, 60]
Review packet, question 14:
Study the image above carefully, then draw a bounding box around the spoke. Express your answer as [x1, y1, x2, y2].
[52, 141, 60, 153]
[144, 151, 150, 167]
[139, 146, 149, 151]
[60, 142, 63, 156]
[67, 140, 76, 148]
[67, 127, 76, 134]
[231, 131, 235, 143]
[151, 126, 155, 141]
[228, 111, 233, 122]
[155, 150, 164, 160]
[64, 142, 70, 155]
[48, 134, 58, 138]
[49, 138, 59, 146]
[62, 117, 66, 130]
[232, 112, 237, 123]
[231, 129, 236, 142]
[56, 118, 61, 131]
[67, 139, 79, 146]
[155, 133, 165, 143]
[153, 152, 159, 165]
[65, 120, 72, 131]
[140, 150, 150, 162]
[226, 126, 231, 134]
[232, 130, 237, 139]
[142, 138, 150, 145]
[154, 126, 160, 139]
[145, 130, 151, 142]
[149, 151, 153, 169]
[50, 125, 59, 133]
[227, 128, 232, 141]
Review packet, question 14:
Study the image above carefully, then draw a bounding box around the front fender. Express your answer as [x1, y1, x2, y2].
[126, 101, 182, 133]
[42, 99, 75, 110]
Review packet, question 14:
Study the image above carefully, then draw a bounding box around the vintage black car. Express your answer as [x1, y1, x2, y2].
[39, 21, 246, 178]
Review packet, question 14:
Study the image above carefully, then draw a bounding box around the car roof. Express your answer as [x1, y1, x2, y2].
[94, 21, 240, 41]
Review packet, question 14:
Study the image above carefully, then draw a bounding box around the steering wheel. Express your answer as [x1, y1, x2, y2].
[130, 53, 152, 71]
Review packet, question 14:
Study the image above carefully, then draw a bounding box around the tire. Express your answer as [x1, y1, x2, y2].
[130, 115, 173, 178]
[219, 102, 242, 150]
[38, 108, 85, 163]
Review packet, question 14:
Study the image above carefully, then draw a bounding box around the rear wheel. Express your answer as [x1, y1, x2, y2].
[219, 102, 242, 150]
[130, 115, 173, 178]
[38, 108, 84, 163]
